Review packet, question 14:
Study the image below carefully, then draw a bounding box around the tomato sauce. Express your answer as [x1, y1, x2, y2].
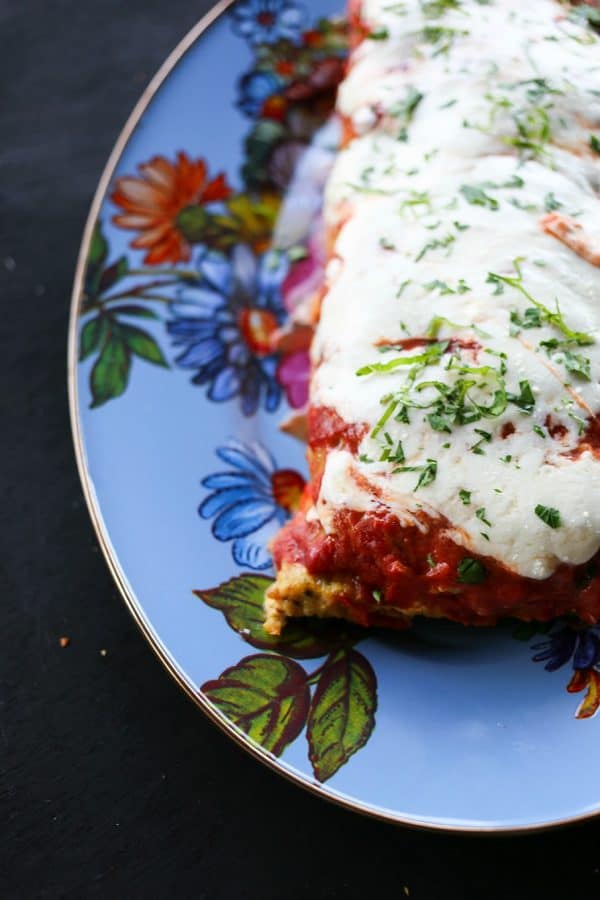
[273, 406, 600, 628]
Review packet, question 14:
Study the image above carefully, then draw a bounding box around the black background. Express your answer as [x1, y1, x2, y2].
[3, 1, 600, 896]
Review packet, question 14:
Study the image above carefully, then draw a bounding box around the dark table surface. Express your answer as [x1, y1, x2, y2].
[3, 1, 600, 897]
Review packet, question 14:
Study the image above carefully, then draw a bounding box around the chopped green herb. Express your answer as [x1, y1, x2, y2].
[357, 341, 447, 377]
[544, 192, 563, 212]
[476, 507, 492, 527]
[389, 86, 424, 123]
[535, 504, 561, 529]
[540, 339, 592, 381]
[372, 589, 382, 604]
[368, 26, 390, 40]
[359, 453, 374, 463]
[533, 424, 546, 439]
[396, 279, 412, 298]
[507, 380, 535, 414]
[457, 557, 487, 584]
[394, 458, 438, 490]
[426, 553, 436, 568]
[453, 220, 470, 231]
[488, 259, 594, 346]
[460, 184, 499, 210]
[415, 232, 455, 262]
[500, 454, 512, 463]
[459, 488, 471, 505]
[590, 134, 600, 154]
[480, 532, 490, 541]
[379, 236, 396, 250]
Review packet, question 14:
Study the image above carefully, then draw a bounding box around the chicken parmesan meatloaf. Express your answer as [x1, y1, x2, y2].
[264, 0, 600, 635]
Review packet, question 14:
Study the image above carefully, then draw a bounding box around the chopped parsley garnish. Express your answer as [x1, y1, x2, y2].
[507, 380, 535, 414]
[423, 278, 471, 295]
[459, 489, 471, 505]
[389, 86, 424, 123]
[590, 135, 600, 154]
[544, 192, 563, 212]
[415, 232, 455, 261]
[470, 428, 492, 455]
[453, 220, 470, 231]
[539, 339, 591, 381]
[372, 589, 382, 604]
[421, 25, 469, 55]
[426, 553, 436, 568]
[368, 26, 390, 40]
[394, 458, 437, 490]
[420, 0, 462, 16]
[460, 184, 499, 210]
[357, 341, 447, 377]
[488, 259, 594, 346]
[457, 557, 487, 584]
[475, 507, 491, 527]
[533, 424, 546, 439]
[500, 454, 512, 464]
[379, 236, 396, 250]
[535, 505, 562, 529]
[396, 279, 412, 298]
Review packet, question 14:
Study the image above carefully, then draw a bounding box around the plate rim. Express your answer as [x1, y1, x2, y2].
[67, 0, 598, 835]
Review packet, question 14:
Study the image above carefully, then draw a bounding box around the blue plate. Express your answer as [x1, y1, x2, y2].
[69, 0, 600, 831]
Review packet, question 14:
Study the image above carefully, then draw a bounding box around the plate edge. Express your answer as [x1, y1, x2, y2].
[65, 0, 599, 836]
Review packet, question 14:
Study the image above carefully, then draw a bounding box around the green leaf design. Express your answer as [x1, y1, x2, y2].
[195, 574, 359, 659]
[307, 648, 377, 782]
[90, 334, 131, 407]
[88, 221, 108, 268]
[86, 222, 109, 297]
[98, 255, 129, 294]
[202, 654, 310, 756]
[109, 304, 159, 320]
[79, 316, 107, 361]
[119, 323, 168, 367]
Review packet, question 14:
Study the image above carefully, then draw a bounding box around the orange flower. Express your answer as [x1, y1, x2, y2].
[111, 152, 231, 265]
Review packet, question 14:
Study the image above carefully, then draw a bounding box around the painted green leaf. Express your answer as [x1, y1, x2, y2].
[98, 255, 129, 294]
[195, 574, 359, 659]
[119, 323, 168, 367]
[307, 648, 377, 782]
[89, 334, 131, 407]
[202, 654, 310, 756]
[88, 221, 108, 268]
[85, 222, 109, 297]
[109, 304, 159, 320]
[79, 316, 107, 361]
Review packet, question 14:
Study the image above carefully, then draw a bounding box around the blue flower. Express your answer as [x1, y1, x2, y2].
[199, 439, 305, 569]
[532, 624, 600, 672]
[237, 70, 283, 117]
[167, 245, 289, 416]
[231, 0, 306, 45]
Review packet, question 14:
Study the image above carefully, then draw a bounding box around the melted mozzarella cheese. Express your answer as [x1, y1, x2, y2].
[311, 0, 600, 578]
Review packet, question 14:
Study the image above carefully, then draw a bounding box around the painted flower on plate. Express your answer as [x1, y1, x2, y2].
[231, 0, 306, 45]
[111, 152, 231, 265]
[237, 70, 284, 117]
[167, 245, 289, 415]
[199, 439, 305, 569]
[531, 623, 600, 718]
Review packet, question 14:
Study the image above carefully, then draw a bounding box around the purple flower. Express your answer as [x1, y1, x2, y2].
[231, 0, 306, 45]
[532, 625, 600, 672]
[167, 245, 289, 416]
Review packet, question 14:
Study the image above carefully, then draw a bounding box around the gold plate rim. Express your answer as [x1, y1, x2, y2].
[67, 0, 598, 836]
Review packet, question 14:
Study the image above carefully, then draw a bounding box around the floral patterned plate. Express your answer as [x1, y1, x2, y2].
[69, 0, 600, 832]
